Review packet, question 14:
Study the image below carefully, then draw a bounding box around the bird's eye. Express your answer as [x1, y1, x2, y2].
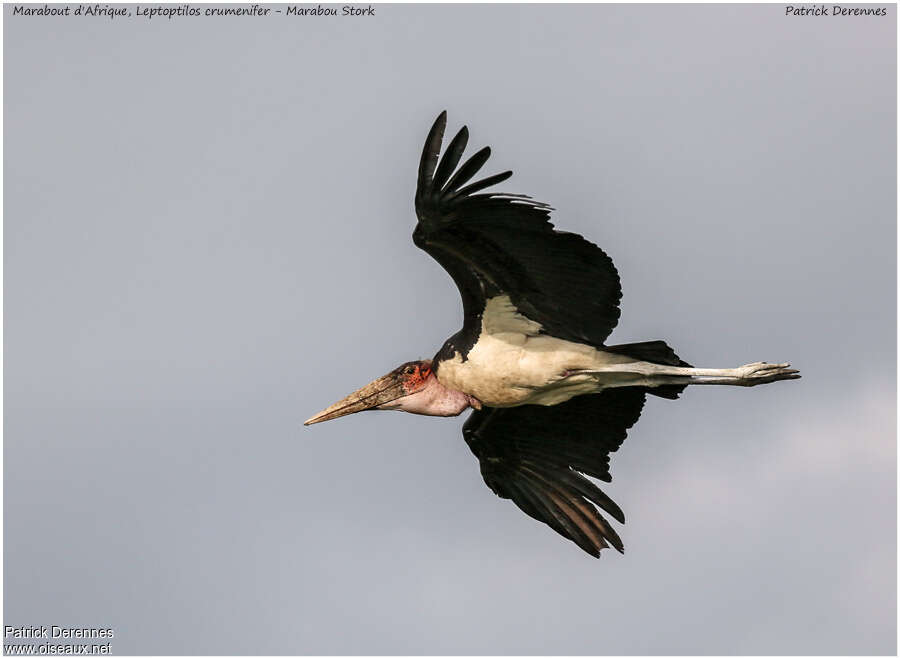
[405, 366, 415, 375]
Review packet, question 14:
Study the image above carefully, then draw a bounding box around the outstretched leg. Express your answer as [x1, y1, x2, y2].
[581, 360, 801, 390]
[668, 361, 801, 386]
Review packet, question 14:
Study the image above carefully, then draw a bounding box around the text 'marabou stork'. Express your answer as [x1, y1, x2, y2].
[306, 112, 799, 557]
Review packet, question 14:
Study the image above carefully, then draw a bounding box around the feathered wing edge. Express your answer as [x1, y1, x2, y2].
[505, 462, 625, 556]
[416, 111, 516, 224]
[413, 112, 623, 348]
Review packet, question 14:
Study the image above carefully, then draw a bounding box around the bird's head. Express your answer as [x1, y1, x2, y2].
[304, 359, 475, 426]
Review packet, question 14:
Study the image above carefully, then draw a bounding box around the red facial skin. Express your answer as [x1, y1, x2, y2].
[401, 361, 433, 394]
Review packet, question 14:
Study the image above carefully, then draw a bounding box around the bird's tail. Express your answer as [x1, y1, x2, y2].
[603, 340, 691, 399]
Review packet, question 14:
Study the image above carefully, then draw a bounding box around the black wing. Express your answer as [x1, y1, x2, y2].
[462, 388, 647, 557]
[414, 111, 622, 349]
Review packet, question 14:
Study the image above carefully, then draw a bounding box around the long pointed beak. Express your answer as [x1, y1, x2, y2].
[304, 371, 407, 426]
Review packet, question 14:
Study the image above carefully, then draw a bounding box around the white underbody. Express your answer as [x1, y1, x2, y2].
[436, 295, 796, 407]
[437, 296, 652, 407]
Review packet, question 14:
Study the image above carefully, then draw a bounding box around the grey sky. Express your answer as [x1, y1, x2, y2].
[4, 3, 896, 655]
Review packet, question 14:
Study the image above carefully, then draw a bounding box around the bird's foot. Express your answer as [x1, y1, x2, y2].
[736, 362, 801, 386]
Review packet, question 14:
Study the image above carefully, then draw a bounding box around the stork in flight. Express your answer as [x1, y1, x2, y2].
[305, 112, 799, 557]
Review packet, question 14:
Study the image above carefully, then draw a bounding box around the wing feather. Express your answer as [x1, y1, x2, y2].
[417, 110, 446, 191]
[432, 126, 469, 190]
[448, 170, 514, 200]
[444, 146, 492, 194]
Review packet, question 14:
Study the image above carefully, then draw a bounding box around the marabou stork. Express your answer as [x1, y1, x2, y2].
[305, 112, 799, 557]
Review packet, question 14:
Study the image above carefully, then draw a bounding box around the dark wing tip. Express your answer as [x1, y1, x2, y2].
[431, 110, 448, 131]
[432, 125, 470, 191]
[418, 111, 448, 188]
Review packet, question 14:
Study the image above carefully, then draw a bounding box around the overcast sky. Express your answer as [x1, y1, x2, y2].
[4, 3, 896, 655]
